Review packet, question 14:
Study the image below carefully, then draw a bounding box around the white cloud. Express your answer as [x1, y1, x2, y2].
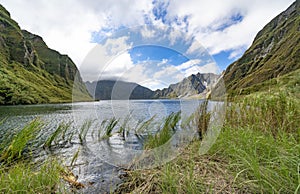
[105, 52, 134, 73]
[152, 66, 185, 86]
[80, 36, 132, 81]
[0, 0, 152, 66]
[183, 63, 219, 76]
[121, 64, 147, 84]
[176, 60, 220, 77]
[176, 59, 201, 71]
[142, 80, 168, 91]
[153, 66, 178, 80]
[104, 36, 132, 56]
[141, 26, 156, 39]
[0, 0, 294, 83]
[157, 58, 169, 66]
[198, 62, 220, 74]
[166, 0, 294, 55]
[186, 40, 207, 56]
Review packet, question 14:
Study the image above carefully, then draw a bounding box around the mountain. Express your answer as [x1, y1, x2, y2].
[85, 80, 154, 100]
[0, 5, 91, 104]
[222, 0, 300, 97]
[86, 73, 219, 100]
[154, 73, 220, 98]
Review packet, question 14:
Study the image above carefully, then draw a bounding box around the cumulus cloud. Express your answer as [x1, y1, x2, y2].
[153, 66, 185, 86]
[176, 59, 201, 71]
[80, 36, 132, 81]
[0, 0, 294, 84]
[157, 58, 169, 66]
[0, 0, 152, 66]
[140, 26, 156, 39]
[121, 64, 148, 84]
[166, 0, 294, 55]
[176, 59, 220, 77]
[153, 66, 178, 80]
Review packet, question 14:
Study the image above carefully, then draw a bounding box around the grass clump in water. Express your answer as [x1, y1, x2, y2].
[117, 92, 300, 193]
[78, 119, 93, 145]
[0, 120, 72, 193]
[98, 117, 119, 140]
[43, 122, 72, 149]
[144, 111, 181, 149]
[194, 100, 211, 140]
[0, 119, 43, 163]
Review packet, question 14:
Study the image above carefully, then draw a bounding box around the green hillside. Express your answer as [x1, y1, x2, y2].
[0, 5, 91, 105]
[223, 1, 300, 97]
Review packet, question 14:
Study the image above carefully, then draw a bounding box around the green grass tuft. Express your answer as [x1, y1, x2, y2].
[144, 112, 181, 149]
[0, 119, 43, 163]
[0, 159, 64, 194]
[117, 93, 300, 193]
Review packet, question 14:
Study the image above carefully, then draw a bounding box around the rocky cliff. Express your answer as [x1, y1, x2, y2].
[223, 0, 299, 97]
[154, 73, 220, 98]
[86, 73, 219, 100]
[0, 4, 91, 104]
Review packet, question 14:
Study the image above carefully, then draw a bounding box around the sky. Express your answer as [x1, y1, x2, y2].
[0, 0, 294, 89]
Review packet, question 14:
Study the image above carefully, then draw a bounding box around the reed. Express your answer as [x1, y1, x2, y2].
[98, 117, 119, 140]
[194, 100, 211, 140]
[143, 112, 181, 149]
[117, 92, 300, 193]
[78, 119, 93, 145]
[117, 114, 131, 140]
[1, 119, 43, 163]
[43, 122, 72, 149]
[134, 115, 156, 141]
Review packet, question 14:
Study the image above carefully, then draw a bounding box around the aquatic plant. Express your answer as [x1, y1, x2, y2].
[117, 114, 131, 140]
[70, 148, 80, 167]
[0, 119, 43, 163]
[78, 119, 93, 145]
[134, 115, 156, 140]
[117, 93, 300, 193]
[194, 100, 211, 140]
[144, 112, 181, 149]
[98, 117, 119, 140]
[43, 122, 72, 149]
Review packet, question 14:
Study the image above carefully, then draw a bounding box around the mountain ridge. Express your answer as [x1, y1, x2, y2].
[85, 72, 220, 100]
[85, 80, 154, 100]
[222, 0, 299, 97]
[154, 73, 219, 99]
[0, 4, 91, 105]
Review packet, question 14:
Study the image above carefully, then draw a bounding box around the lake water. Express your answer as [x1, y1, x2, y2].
[0, 99, 222, 192]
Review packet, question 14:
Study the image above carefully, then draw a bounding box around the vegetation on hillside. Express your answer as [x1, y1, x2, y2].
[0, 4, 91, 105]
[223, 1, 300, 97]
[0, 1, 299, 193]
[0, 90, 298, 193]
[116, 92, 299, 193]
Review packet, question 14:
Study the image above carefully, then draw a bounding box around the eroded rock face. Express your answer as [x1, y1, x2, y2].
[223, 1, 300, 96]
[153, 73, 220, 99]
[0, 4, 91, 104]
[85, 72, 220, 100]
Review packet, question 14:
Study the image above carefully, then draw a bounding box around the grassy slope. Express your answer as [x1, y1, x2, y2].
[0, 4, 91, 105]
[116, 2, 300, 193]
[224, 1, 299, 97]
[116, 91, 299, 193]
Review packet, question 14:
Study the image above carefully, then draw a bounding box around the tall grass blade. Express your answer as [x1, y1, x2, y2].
[1, 119, 43, 163]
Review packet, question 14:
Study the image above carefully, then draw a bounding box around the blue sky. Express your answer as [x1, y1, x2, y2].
[84, 24, 220, 89]
[0, 0, 294, 89]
